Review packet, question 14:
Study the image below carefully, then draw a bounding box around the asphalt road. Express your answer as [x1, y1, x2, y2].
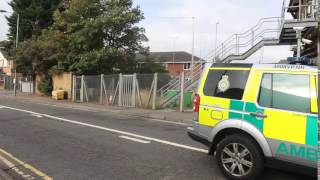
[0, 97, 315, 180]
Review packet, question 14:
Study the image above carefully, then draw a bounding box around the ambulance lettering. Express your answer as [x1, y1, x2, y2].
[276, 143, 317, 161]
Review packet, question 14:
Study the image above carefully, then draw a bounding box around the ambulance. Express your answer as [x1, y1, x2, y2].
[187, 63, 318, 179]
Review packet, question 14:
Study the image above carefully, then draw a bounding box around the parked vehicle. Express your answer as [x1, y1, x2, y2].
[188, 63, 318, 179]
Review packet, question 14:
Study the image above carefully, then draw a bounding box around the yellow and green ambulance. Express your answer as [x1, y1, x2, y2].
[187, 63, 318, 180]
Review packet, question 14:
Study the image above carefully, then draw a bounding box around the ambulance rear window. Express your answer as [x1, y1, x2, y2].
[203, 70, 250, 100]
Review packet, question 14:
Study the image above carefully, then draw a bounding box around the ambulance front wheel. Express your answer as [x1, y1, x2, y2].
[215, 134, 264, 180]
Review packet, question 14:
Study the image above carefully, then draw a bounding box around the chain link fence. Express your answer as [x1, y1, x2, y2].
[73, 72, 195, 110]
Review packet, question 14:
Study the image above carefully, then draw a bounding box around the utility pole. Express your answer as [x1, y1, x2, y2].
[13, 14, 19, 97]
[214, 22, 219, 63]
[191, 17, 195, 80]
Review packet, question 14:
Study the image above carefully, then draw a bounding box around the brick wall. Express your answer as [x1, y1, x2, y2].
[167, 64, 184, 77]
[167, 63, 204, 77]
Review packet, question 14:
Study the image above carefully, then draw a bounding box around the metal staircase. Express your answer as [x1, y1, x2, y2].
[159, 0, 318, 108]
[158, 17, 283, 108]
[222, 38, 280, 63]
[205, 17, 283, 63]
[158, 63, 203, 107]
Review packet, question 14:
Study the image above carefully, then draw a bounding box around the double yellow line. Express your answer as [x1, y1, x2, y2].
[0, 148, 52, 180]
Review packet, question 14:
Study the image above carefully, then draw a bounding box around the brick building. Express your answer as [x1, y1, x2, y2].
[0, 50, 13, 76]
[138, 51, 205, 77]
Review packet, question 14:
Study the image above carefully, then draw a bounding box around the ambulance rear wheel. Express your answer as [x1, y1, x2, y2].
[215, 134, 263, 180]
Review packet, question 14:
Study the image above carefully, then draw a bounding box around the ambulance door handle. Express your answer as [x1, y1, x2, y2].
[250, 112, 267, 119]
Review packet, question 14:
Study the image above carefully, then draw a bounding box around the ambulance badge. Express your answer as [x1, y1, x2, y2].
[218, 75, 230, 92]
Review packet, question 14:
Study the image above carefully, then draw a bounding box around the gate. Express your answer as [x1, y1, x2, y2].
[118, 74, 135, 107]
[73, 76, 83, 102]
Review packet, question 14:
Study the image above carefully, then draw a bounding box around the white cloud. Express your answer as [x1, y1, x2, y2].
[0, 0, 12, 41]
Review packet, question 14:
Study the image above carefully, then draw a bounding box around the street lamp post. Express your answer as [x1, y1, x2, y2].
[214, 22, 219, 63]
[0, 10, 19, 96]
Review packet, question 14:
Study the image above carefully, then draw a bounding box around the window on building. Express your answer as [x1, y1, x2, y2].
[258, 73, 311, 113]
[184, 63, 191, 70]
[203, 70, 250, 100]
[164, 63, 168, 70]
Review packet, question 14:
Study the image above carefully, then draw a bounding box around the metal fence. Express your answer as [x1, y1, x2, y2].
[0, 74, 34, 94]
[73, 73, 195, 110]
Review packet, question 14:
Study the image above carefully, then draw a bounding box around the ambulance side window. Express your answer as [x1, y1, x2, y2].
[203, 70, 250, 100]
[258, 73, 311, 113]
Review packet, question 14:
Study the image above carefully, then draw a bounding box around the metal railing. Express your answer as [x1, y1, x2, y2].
[281, 1, 319, 21]
[203, 17, 281, 63]
[157, 63, 203, 103]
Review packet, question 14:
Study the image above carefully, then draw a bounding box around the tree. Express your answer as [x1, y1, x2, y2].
[6, 0, 62, 42]
[135, 54, 167, 74]
[14, 30, 64, 75]
[0, 40, 13, 57]
[13, 0, 149, 76]
[51, 0, 148, 75]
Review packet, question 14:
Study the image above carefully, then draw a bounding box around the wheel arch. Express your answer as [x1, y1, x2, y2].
[208, 119, 272, 158]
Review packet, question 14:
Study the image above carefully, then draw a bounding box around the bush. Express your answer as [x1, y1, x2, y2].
[38, 79, 52, 96]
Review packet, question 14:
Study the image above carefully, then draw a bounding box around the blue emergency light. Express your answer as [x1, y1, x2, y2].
[287, 56, 312, 65]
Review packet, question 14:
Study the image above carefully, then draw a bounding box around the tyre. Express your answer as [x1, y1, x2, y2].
[215, 134, 264, 180]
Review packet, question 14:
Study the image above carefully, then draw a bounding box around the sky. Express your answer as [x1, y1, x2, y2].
[0, 0, 292, 63]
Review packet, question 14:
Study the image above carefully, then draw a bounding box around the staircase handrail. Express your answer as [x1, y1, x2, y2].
[203, 17, 281, 62]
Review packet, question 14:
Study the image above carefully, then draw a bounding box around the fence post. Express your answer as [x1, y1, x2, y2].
[100, 74, 104, 105]
[3, 76, 6, 89]
[132, 73, 137, 107]
[72, 75, 76, 102]
[179, 72, 185, 112]
[29, 75, 32, 95]
[80, 75, 84, 102]
[118, 73, 123, 106]
[152, 73, 158, 110]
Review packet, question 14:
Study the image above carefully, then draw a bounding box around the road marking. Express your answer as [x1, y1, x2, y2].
[0, 105, 208, 154]
[119, 136, 151, 144]
[0, 148, 52, 180]
[30, 114, 43, 118]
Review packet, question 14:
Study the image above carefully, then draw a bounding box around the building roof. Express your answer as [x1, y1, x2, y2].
[137, 51, 205, 63]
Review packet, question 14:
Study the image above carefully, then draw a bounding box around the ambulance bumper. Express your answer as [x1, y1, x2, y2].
[187, 127, 210, 147]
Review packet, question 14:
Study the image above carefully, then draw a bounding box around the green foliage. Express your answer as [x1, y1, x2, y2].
[38, 78, 53, 96]
[50, 0, 148, 75]
[14, 30, 63, 75]
[0, 41, 12, 58]
[6, 0, 62, 42]
[136, 56, 168, 74]
[12, 0, 149, 75]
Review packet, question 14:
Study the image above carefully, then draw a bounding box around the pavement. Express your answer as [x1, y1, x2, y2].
[0, 90, 316, 180]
